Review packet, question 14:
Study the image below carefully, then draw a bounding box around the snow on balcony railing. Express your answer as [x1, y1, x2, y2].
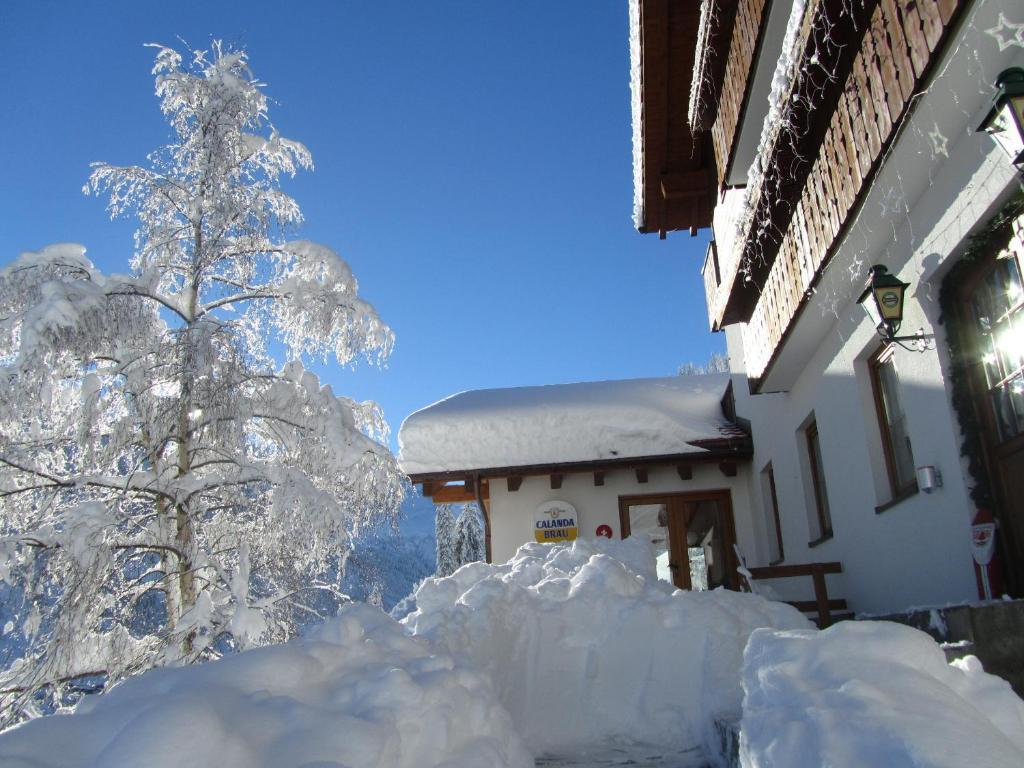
[740, 0, 966, 381]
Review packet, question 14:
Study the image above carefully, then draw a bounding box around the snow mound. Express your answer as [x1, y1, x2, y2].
[403, 537, 810, 756]
[739, 621, 1024, 768]
[0, 604, 531, 768]
[399, 374, 737, 475]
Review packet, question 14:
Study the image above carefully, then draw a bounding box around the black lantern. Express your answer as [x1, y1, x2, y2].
[979, 67, 1024, 166]
[858, 264, 911, 342]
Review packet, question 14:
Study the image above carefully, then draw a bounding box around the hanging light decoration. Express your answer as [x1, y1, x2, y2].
[979, 67, 1024, 167]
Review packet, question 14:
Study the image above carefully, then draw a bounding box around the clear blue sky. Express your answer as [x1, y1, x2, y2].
[0, 0, 722, 451]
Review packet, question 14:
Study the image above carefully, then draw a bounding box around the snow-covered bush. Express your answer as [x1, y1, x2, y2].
[0, 604, 532, 768]
[0, 42, 402, 722]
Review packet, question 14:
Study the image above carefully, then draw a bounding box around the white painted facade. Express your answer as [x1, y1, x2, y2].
[487, 464, 757, 565]
[708, 0, 1024, 614]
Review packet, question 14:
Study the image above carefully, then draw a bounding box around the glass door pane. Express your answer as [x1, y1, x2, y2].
[626, 503, 672, 584]
[685, 500, 730, 590]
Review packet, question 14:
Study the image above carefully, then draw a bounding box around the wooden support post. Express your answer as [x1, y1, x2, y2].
[676, 465, 692, 481]
[550, 474, 563, 490]
[507, 476, 523, 492]
[813, 568, 832, 628]
[474, 475, 492, 564]
[422, 481, 436, 497]
[593, 471, 605, 486]
[635, 468, 649, 484]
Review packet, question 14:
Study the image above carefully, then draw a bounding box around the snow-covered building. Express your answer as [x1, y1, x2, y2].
[398, 375, 756, 591]
[630, 0, 1024, 613]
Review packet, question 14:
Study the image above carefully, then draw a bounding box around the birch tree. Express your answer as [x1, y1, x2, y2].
[0, 42, 402, 723]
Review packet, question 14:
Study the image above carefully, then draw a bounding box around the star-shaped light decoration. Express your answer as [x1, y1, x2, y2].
[986, 13, 1024, 52]
[878, 186, 903, 219]
[928, 123, 949, 158]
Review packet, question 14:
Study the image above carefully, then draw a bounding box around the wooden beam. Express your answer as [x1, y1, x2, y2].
[676, 465, 692, 481]
[507, 476, 523, 492]
[719, 460, 737, 477]
[593, 471, 605, 487]
[550, 473, 563, 490]
[660, 170, 714, 200]
[635, 468, 649, 484]
[430, 484, 489, 504]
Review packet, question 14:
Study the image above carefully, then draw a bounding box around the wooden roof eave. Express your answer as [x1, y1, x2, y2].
[636, 0, 718, 236]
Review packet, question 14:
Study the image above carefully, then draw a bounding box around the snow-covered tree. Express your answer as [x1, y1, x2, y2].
[434, 504, 457, 577]
[0, 42, 402, 723]
[453, 504, 485, 568]
[677, 352, 729, 376]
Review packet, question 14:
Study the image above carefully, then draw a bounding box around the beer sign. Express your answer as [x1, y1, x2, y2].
[534, 501, 579, 543]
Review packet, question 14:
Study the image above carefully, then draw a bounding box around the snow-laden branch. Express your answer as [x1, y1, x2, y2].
[0, 41, 403, 727]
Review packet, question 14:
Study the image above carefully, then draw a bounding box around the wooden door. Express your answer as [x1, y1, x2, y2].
[618, 491, 738, 590]
[959, 249, 1024, 594]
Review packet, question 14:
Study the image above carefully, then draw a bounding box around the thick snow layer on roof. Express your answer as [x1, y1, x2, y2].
[0, 604, 531, 768]
[403, 537, 809, 757]
[399, 373, 735, 476]
[740, 621, 1024, 767]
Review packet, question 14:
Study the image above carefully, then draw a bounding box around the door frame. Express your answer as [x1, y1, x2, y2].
[617, 489, 738, 590]
[953, 250, 1024, 594]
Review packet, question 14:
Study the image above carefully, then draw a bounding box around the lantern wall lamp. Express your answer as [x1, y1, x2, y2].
[857, 264, 924, 349]
[979, 67, 1024, 168]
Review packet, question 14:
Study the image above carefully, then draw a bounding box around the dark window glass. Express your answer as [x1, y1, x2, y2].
[806, 421, 832, 539]
[871, 351, 917, 495]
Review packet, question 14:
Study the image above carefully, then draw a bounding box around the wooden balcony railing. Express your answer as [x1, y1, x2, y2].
[734, 0, 965, 381]
[747, 561, 847, 628]
[709, 0, 768, 186]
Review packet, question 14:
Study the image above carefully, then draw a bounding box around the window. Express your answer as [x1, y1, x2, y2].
[805, 420, 833, 542]
[760, 463, 784, 564]
[870, 348, 917, 497]
[970, 253, 1024, 443]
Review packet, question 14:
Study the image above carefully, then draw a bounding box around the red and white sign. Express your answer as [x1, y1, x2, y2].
[596, 524, 613, 539]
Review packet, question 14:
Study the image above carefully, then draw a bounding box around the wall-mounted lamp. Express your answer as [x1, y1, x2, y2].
[857, 264, 920, 347]
[916, 465, 943, 494]
[978, 67, 1024, 167]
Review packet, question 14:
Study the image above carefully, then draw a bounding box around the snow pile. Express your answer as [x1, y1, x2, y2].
[399, 374, 736, 475]
[0, 604, 532, 768]
[740, 621, 1024, 768]
[403, 537, 810, 756]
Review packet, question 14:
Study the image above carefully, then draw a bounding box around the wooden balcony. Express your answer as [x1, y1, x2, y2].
[726, 0, 965, 381]
[708, 0, 769, 186]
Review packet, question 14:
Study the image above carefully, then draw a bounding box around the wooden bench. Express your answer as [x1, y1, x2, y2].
[745, 561, 848, 628]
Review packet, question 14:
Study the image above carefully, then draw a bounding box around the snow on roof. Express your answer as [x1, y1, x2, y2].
[398, 373, 737, 477]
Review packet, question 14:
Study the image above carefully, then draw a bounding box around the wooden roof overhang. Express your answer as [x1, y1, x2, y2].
[635, 0, 718, 237]
[409, 437, 753, 501]
[721, 0, 880, 327]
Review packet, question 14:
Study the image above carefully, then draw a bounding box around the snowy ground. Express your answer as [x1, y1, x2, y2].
[535, 744, 707, 767]
[2, 538, 1023, 767]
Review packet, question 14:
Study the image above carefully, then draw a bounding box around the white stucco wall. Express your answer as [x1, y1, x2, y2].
[487, 463, 757, 567]
[716, 0, 1024, 615]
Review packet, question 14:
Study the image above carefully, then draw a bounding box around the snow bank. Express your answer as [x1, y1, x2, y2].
[399, 374, 737, 475]
[740, 621, 1024, 768]
[0, 604, 531, 768]
[403, 538, 810, 756]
